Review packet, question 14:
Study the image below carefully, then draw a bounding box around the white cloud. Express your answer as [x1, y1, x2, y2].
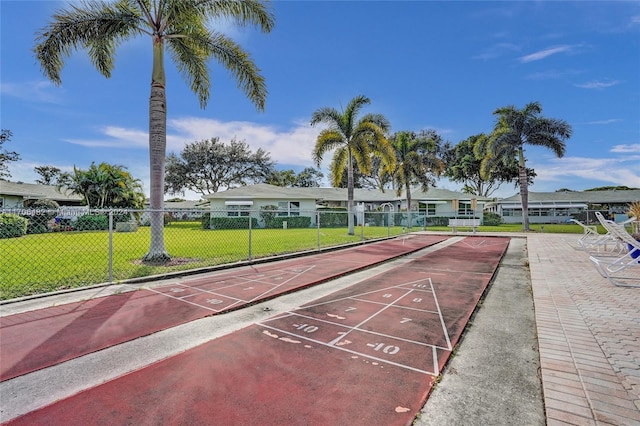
[167, 117, 321, 166]
[533, 156, 640, 188]
[519, 45, 573, 63]
[574, 80, 622, 89]
[582, 118, 622, 125]
[611, 144, 640, 153]
[0, 80, 63, 104]
[472, 43, 521, 61]
[64, 126, 148, 148]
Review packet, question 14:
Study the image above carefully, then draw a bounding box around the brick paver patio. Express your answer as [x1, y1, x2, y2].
[528, 233, 640, 425]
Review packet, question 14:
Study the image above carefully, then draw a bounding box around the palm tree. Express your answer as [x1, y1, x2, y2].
[35, 0, 274, 262]
[59, 162, 145, 209]
[385, 130, 445, 229]
[481, 101, 572, 231]
[311, 95, 396, 235]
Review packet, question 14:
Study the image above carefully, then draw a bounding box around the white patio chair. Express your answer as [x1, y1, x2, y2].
[589, 213, 640, 288]
[569, 218, 605, 251]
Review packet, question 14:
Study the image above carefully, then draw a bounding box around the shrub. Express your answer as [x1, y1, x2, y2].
[0, 213, 28, 239]
[210, 217, 258, 229]
[483, 212, 502, 226]
[264, 216, 311, 229]
[260, 205, 279, 225]
[21, 199, 60, 234]
[74, 214, 108, 231]
[318, 207, 348, 228]
[201, 212, 211, 229]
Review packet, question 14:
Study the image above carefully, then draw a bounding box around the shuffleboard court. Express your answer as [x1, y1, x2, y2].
[0, 234, 446, 382]
[5, 237, 509, 425]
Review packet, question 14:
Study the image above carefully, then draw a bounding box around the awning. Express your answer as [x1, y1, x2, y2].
[224, 200, 254, 206]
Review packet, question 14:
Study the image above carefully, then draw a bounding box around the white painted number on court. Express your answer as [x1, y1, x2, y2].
[367, 343, 400, 354]
[400, 318, 412, 323]
[345, 307, 357, 312]
[293, 323, 318, 333]
[206, 299, 223, 305]
[412, 298, 422, 303]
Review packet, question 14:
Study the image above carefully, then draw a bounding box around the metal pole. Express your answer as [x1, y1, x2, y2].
[108, 210, 113, 282]
[248, 211, 252, 261]
[317, 211, 321, 250]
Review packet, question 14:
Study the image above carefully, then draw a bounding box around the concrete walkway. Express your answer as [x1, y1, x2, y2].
[527, 233, 640, 425]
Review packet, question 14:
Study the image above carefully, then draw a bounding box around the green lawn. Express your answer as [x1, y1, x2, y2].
[0, 222, 404, 300]
[1, 222, 593, 300]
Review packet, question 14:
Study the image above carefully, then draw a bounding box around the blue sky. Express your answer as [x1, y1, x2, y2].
[2, 0, 639, 200]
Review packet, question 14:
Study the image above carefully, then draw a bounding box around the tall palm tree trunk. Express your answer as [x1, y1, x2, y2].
[143, 36, 170, 262]
[405, 181, 412, 230]
[518, 149, 529, 231]
[347, 151, 355, 235]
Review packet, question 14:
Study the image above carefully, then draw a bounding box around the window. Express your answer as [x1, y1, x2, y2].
[227, 204, 250, 217]
[427, 203, 436, 216]
[458, 202, 473, 216]
[0, 197, 3, 208]
[225, 200, 252, 217]
[277, 201, 301, 216]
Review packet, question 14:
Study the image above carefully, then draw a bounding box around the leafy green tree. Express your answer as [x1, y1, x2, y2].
[0, 129, 20, 180]
[267, 167, 324, 187]
[444, 134, 534, 197]
[480, 102, 572, 231]
[384, 130, 445, 228]
[266, 169, 297, 187]
[35, 0, 274, 263]
[58, 162, 145, 209]
[311, 95, 396, 235]
[165, 137, 274, 196]
[294, 167, 324, 187]
[34, 166, 62, 185]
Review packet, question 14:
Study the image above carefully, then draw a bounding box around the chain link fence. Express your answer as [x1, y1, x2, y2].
[1, 208, 410, 300]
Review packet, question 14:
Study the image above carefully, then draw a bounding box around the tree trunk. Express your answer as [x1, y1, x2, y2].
[518, 149, 529, 232]
[347, 150, 355, 235]
[143, 36, 170, 263]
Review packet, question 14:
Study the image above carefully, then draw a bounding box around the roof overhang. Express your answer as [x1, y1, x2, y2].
[225, 200, 254, 206]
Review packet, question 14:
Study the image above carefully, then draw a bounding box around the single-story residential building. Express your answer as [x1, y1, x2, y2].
[0, 181, 83, 208]
[488, 190, 640, 224]
[205, 184, 489, 227]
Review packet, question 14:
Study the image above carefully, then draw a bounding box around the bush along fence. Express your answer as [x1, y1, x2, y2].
[1, 208, 415, 300]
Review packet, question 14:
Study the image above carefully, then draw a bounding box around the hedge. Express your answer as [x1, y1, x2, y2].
[209, 216, 258, 229]
[264, 216, 311, 229]
[0, 213, 28, 239]
[318, 208, 348, 228]
[74, 214, 109, 231]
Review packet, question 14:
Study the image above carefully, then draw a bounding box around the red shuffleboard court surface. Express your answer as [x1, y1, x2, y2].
[5, 237, 509, 425]
[0, 234, 446, 382]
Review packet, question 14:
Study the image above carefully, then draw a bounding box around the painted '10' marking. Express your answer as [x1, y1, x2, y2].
[293, 323, 318, 333]
[367, 343, 400, 354]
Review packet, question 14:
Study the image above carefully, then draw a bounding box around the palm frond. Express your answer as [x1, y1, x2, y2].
[198, 0, 275, 32]
[202, 32, 267, 110]
[310, 107, 342, 128]
[35, 1, 143, 84]
[313, 129, 345, 166]
[329, 147, 348, 187]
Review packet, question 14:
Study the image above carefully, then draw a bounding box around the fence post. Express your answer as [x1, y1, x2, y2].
[248, 213, 252, 261]
[108, 210, 113, 282]
[317, 211, 321, 250]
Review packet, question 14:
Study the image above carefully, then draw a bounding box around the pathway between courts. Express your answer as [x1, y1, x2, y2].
[3, 236, 509, 425]
[0, 234, 446, 382]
